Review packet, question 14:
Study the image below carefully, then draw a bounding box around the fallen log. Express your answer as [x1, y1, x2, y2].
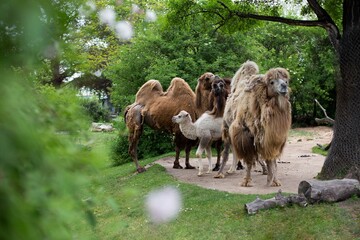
[298, 178, 360, 204]
[245, 179, 360, 214]
[245, 190, 308, 215]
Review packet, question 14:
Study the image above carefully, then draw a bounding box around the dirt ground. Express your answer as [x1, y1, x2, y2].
[155, 126, 333, 194]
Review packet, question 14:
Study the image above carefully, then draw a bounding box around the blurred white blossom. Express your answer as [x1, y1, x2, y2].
[79, 1, 96, 17]
[145, 186, 182, 224]
[132, 4, 141, 14]
[115, 21, 133, 40]
[145, 9, 157, 22]
[98, 7, 116, 27]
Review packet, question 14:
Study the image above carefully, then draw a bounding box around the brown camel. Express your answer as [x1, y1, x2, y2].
[125, 73, 218, 173]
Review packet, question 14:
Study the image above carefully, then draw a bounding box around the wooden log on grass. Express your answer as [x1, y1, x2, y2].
[245, 190, 308, 214]
[245, 179, 360, 214]
[298, 178, 360, 204]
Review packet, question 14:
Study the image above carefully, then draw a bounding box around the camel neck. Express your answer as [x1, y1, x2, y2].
[179, 119, 197, 140]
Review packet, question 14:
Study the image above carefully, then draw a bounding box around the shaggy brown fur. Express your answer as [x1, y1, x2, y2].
[125, 74, 221, 173]
[215, 61, 260, 178]
[229, 67, 291, 187]
[195, 72, 217, 116]
[208, 78, 230, 118]
[206, 77, 233, 171]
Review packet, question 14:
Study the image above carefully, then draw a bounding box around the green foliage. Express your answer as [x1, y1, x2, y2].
[35, 84, 90, 133]
[0, 74, 99, 240]
[80, 98, 111, 122]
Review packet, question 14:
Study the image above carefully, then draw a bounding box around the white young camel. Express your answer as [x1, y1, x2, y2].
[172, 110, 222, 176]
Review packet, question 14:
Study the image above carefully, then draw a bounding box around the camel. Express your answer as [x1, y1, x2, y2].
[125, 73, 218, 173]
[172, 110, 222, 176]
[172, 77, 229, 176]
[229, 66, 292, 187]
[215, 61, 266, 178]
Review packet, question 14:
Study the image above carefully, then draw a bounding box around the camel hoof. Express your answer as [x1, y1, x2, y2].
[212, 164, 220, 171]
[269, 180, 281, 187]
[237, 163, 244, 170]
[241, 178, 252, 187]
[137, 167, 146, 173]
[214, 173, 225, 179]
[262, 170, 268, 175]
[240, 181, 253, 187]
[185, 165, 195, 169]
[197, 172, 203, 177]
[226, 169, 235, 174]
[173, 164, 183, 169]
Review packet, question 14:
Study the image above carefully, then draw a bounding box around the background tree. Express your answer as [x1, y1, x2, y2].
[166, 0, 359, 179]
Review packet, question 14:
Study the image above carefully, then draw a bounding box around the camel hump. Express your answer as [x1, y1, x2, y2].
[231, 60, 259, 93]
[165, 77, 195, 98]
[135, 79, 164, 105]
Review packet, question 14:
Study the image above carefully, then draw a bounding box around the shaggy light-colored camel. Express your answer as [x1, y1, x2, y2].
[125, 73, 218, 173]
[230, 66, 291, 187]
[215, 61, 266, 178]
[172, 110, 223, 176]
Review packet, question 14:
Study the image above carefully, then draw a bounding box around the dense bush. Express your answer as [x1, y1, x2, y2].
[0, 77, 100, 240]
[80, 98, 111, 122]
[111, 119, 174, 166]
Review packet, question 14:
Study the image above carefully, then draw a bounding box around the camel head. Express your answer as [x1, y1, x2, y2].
[195, 72, 217, 110]
[264, 68, 290, 98]
[197, 72, 216, 91]
[172, 110, 192, 124]
[211, 77, 227, 97]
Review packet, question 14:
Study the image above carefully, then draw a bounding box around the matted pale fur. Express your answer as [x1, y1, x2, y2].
[172, 110, 223, 176]
[230, 67, 291, 187]
[215, 61, 261, 178]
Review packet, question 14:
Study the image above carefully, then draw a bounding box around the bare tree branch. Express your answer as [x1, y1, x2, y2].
[314, 99, 335, 125]
[217, 0, 341, 54]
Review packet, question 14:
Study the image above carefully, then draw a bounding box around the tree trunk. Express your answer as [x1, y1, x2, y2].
[298, 179, 360, 204]
[319, 0, 360, 179]
[245, 179, 360, 214]
[51, 57, 64, 88]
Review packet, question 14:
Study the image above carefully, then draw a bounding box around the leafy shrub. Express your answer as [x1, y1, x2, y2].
[111, 120, 174, 166]
[0, 77, 99, 240]
[80, 98, 111, 122]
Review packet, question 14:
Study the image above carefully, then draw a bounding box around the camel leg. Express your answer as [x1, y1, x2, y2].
[241, 161, 253, 187]
[196, 135, 211, 176]
[212, 140, 222, 171]
[214, 142, 230, 178]
[185, 141, 195, 169]
[266, 160, 281, 187]
[257, 157, 268, 175]
[126, 105, 146, 173]
[196, 146, 205, 176]
[205, 145, 212, 174]
[227, 150, 238, 174]
[173, 145, 183, 169]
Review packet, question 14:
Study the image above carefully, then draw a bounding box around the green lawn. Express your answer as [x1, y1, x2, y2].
[78, 131, 360, 240]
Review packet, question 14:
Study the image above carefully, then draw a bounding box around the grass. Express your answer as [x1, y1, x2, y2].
[312, 145, 329, 156]
[77, 130, 360, 240]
